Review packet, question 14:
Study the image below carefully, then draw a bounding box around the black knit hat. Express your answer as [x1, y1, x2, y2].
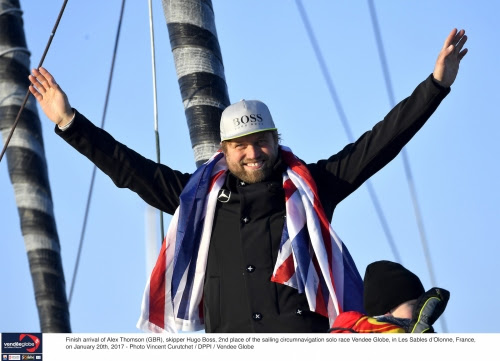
[363, 260, 425, 316]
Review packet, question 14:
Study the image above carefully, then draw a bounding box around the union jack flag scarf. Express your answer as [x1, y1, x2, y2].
[137, 146, 363, 333]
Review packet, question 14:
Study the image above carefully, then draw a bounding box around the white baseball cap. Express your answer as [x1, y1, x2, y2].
[220, 99, 277, 141]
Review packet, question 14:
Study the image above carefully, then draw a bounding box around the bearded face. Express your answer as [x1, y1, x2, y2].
[222, 131, 278, 184]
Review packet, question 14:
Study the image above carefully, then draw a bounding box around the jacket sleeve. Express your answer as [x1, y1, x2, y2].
[309, 74, 451, 218]
[55, 110, 192, 214]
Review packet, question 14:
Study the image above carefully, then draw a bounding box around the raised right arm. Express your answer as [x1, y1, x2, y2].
[30, 68, 191, 214]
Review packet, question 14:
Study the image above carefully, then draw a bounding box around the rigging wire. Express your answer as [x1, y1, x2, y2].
[0, 0, 69, 163]
[367, 0, 447, 332]
[147, 0, 165, 244]
[68, 0, 127, 305]
[294, 0, 401, 263]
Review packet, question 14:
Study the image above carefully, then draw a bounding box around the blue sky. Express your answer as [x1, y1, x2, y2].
[1, 0, 499, 333]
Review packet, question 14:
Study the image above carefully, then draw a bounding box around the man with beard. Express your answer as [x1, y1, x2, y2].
[29, 28, 467, 333]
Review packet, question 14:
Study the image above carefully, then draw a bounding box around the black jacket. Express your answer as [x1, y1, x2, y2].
[57, 75, 449, 332]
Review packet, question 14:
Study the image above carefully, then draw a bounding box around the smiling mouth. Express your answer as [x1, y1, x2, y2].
[244, 161, 264, 169]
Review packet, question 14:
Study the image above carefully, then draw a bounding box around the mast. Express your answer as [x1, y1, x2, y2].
[161, 0, 230, 166]
[0, 0, 71, 332]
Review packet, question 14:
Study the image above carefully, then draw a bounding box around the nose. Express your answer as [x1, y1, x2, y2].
[245, 144, 261, 159]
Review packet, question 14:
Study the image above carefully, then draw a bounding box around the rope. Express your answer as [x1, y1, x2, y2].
[295, 0, 401, 263]
[0, 0, 69, 163]
[367, 0, 447, 332]
[148, 0, 165, 244]
[68, 0, 127, 305]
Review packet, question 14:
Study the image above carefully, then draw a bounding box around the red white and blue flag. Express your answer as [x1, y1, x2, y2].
[137, 147, 363, 332]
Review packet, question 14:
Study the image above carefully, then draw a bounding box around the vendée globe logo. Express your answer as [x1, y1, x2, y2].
[1, 333, 42, 357]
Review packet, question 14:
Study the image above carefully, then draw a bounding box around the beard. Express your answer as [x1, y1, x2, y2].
[226, 153, 277, 183]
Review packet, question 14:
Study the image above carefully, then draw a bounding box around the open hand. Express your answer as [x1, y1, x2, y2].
[29, 67, 74, 127]
[432, 28, 468, 88]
